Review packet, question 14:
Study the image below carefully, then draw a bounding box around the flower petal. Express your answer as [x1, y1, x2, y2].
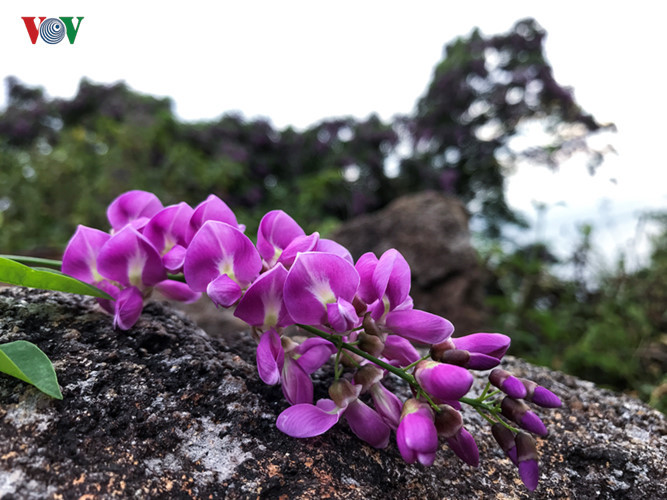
[257, 210, 305, 264]
[256, 329, 284, 385]
[186, 194, 240, 244]
[385, 309, 454, 345]
[278, 233, 320, 268]
[284, 252, 359, 325]
[184, 220, 261, 292]
[282, 356, 314, 405]
[345, 399, 390, 448]
[234, 264, 291, 328]
[446, 427, 479, 467]
[316, 239, 354, 264]
[326, 298, 360, 332]
[372, 249, 411, 311]
[143, 202, 193, 254]
[292, 337, 336, 374]
[107, 190, 163, 231]
[415, 361, 474, 401]
[206, 274, 242, 308]
[355, 252, 379, 304]
[113, 286, 144, 330]
[276, 399, 343, 438]
[97, 226, 165, 287]
[62, 225, 110, 284]
[382, 335, 420, 367]
[370, 382, 403, 430]
[162, 244, 187, 273]
[154, 280, 201, 303]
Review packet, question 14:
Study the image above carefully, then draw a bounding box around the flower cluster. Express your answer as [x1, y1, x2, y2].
[62, 190, 562, 491]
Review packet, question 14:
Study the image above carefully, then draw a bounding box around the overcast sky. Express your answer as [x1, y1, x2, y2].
[1, 1, 665, 269]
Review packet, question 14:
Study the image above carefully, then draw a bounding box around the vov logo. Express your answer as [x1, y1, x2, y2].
[21, 17, 84, 45]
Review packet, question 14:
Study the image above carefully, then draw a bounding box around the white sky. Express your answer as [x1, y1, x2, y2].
[1, 1, 665, 270]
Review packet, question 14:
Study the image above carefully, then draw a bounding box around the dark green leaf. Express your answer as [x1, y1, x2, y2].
[0, 340, 62, 399]
[0, 257, 113, 299]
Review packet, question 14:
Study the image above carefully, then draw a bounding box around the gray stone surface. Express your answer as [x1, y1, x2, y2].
[1, 287, 665, 499]
[330, 191, 486, 335]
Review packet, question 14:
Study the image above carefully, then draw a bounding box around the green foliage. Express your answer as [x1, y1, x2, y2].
[484, 221, 667, 413]
[0, 340, 62, 399]
[0, 256, 112, 299]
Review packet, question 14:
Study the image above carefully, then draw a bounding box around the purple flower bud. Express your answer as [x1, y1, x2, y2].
[256, 329, 284, 386]
[446, 427, 479, 467]
[414, 361, 474, 402]
[451, 333, 510, 369]
[396, 399, 438, 466]
[281, 356, 313, 405]
[516, 432, 539, 491]
[489, 369, 528, 399]
[433, 404, 463, 438]
[521, 379, 562, 408]
[491, 423, 518, 465]
[501, 398, 548, 436]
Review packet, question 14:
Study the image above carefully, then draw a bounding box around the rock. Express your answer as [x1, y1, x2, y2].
[330, 191, 486, 335]
[0, 287, 665, 499]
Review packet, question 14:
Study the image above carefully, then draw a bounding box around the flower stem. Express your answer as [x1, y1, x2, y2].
[297, 324, 418, 387]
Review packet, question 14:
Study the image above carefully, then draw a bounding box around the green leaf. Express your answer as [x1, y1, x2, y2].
[0, 257, 113, 300]
[0, 340, 62, 399]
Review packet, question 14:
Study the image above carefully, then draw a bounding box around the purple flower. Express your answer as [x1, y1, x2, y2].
[445, 427, 479, 467]
[184, 220, 261, 307]
[396, 398, 439, 466]
[97, 226, 166, 289]
[113, 286, 144, 330]
[276, 379, 390, 449]
[257, 210, 305, 267]
[255, 331, 335, 405]
[414, 361, 474, 402]
[62, 225, 110, 285]
[106, 190, 163, 232]
[143, 202, 194, 272]
[382, 334, 420, 367]
[283, 252, 360, 331]
[234, 264, 292, 328]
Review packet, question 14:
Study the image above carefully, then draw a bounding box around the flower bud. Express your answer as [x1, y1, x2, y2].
[489, 369, 527, 399]
[433, 349, 471, 367]
[521, 378, 562, 408]
[451, 333, 510, 369]
[415, 361, 474, 402]
[369, 382, 403, 430]
[328, 379, 361, 409]
[500, 397, 548, 436]
[358, 331, 385, 357]
[354, 364, 384, 392]
[491, 423, 517, 464]
[430, 339, 456, 361]
[446, 427, 479, 467]
[362, 313, 382, 337]
[434, 404, 463, 438]
[515, 432, 539, 491]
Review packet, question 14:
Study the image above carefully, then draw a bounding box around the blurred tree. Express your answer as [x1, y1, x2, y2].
[400, 18, 613, 237]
